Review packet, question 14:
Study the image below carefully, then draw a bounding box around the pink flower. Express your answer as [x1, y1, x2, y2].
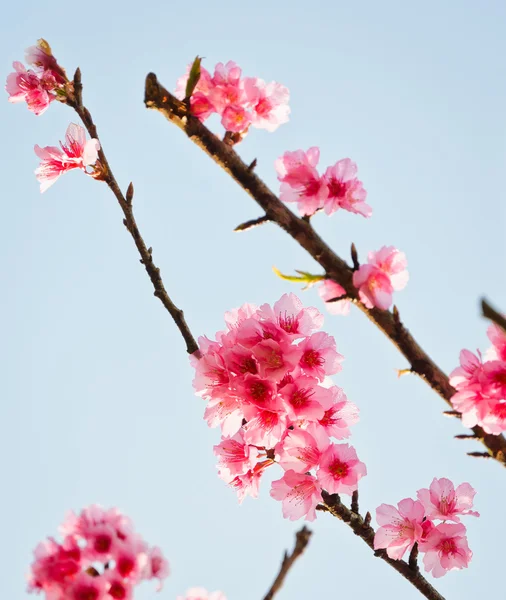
[374, 499, 425, 560]
[323, 159, 371, 217]
[352, 246, 408, 310]
[142, 546, 170, 590]
[68, 572, 107, 600]
[317, 388, 359, 439]
[486, 324, 506, 361]
[34, 123, 100, 192]
[242, 408, 288, 448]
[25, 38, 67, 84]
[298, 331, 343, 381]
[279, 375, 329, 422]
[190, 92, 216, 121]
[316, 443, 366, 495]
[208, 61, 246, 114]
[270, 470, 322, 521]
[318, 280, 351, 316]
[252, 338, 301, 380]
[221, 104, 251, 132]
[275, 148, 328, 216]
[277, 425, 330, 472]
[177, 588, 227, 600]
[419, 523, 472, 578]
[214, 431, 259, 476]
[417, 478, 479, 522]
[243, 77, 290, 132]
[6, 61, 57, 115]
[257, 293, 323, 338]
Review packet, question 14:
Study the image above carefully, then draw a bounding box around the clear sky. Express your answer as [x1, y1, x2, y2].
[1, 1, 505, 599]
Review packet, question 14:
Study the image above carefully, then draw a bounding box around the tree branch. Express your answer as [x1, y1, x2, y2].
[66, 69, 198, 355]
[262, 526, 312, 600]
[481, 298, 506, 333]
[318, 492, 445, 600]
[143, 73, 506, 465]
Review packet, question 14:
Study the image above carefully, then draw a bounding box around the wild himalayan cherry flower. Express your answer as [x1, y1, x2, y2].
[419, 523, 472, 578]
[352, 246, 408, 310]
[417, 478, 479, 522]
[450, 346, 506, 434]
[34, 123, 100, 192]
[191, 293, 365, 520]
[270, 470, 322, 521]
[374, 499, 425, 559]
[323, 158, 371, 217]
[6, 39, 67, 115]
[275, 147, 328, 216]
[317, 280, 351, 316]
[174, 60, 289, 133]
[28, 504, 169, 600]
[486, 323, 506, 361]
[316, 443, 367, 495]
[177, 588, 227, 600]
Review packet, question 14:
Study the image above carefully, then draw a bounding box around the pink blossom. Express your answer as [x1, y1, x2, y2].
[352, 246, 408, 310]
[270, 470, 322, 521]
[486, 324, 506, 361]
[224, 465, 266, 503]
[221, 104, 251, 132]
[417, 478, 479, 523]
[190, 92, 216, 121]
[298, 331, 343, 381]
[419, 523, 472, 578]
[25, 38, 67, 84]
[6, 61, 57, 115]
[204, 393, 244, 437]
[242, 408, 288, 448]
[208, 61, 245, 113]
[34, 123, 100, 192]
[252, 338, 301, 380]
[175, 64, 214, 99]
[277, 425, 330, 472]
[374, 498, 425, 560]
[142, 546, 170, 590]
[243, 77, 290, 132]
[257, 293, 324, 338]
[68, 572, 107, 600]
[177, 588, 227, 600]
[323, 159, 371, 217]
[214, 431, 259, 476]
[318, 280, 351, 316]
[275, 148, 328, 216]
[316, 443, 366, 495]
[317, 388, 359, 439]
[279, 375, 330, 422]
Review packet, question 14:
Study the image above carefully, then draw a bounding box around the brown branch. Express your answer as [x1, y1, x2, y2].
[144, 73, 506, 466]
[262, 526, 312, 600]
[66, 69, 198, 355]
[482, 298, 506, 333]
[318, 492, 445, 600]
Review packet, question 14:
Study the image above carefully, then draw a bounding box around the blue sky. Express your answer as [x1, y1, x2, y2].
[1, 1, 505, 599]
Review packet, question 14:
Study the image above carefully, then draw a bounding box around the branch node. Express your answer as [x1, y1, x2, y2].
[351, 243, 359, 270]
[248, 158, 257, 171]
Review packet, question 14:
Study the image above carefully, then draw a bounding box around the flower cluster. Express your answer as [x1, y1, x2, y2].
[177, 589, 227, 600]
[191, 293, 365, 521]
[27, 505, 169, 600]
[449, 323, 506, 434]
[6, 39, 67, 115]
[275, 147, 370, 218]
[374, 478, 478, 578]
[175, 60, 290, 134]
[34, 123, 100, 192]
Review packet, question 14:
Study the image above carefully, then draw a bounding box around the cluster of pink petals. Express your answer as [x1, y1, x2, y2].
[374, 478, 477, 578]
[34, 123, 100, 192]
[6, 39, 67, 115]
[27, 505, 169, 600]
[175, 60, 290, 134]
[275, 148, 370, 218]
[177, 588, 227, 600]
[449, 324, 506, 434]
[352, 246, 408, 310]
[190, 293, 365, 521]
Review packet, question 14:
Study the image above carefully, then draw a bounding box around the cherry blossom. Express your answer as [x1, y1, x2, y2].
[317, 280, 351, 316]
[270, 470, 322, 521]
[374, 499, 425, 559]
[34, 123, 100, 192]
[352, 246, 408, 310]
[417, 478, 479, 522]
[316, 443, 367, 495]
[28, 505, 169, 600]
[323, 158, 371, 217]
[419, 523, 472, 578]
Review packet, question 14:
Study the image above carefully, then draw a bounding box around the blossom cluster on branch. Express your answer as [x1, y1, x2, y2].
[374, 478, 478, 578]
[27, 505, 169, 600]
[175, 60, 290, 134]
[191, 292, 366, 521]
[450, 323, 506, 434]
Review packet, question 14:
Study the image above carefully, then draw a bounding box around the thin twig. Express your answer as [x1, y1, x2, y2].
[67, 68, 198, 355]
[482, 299, 506, 333]
[144, 73, 506, 466]
[263, 526, 312, 600]
[318, 493, 445, 600]
[234, 215, 271, 232]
